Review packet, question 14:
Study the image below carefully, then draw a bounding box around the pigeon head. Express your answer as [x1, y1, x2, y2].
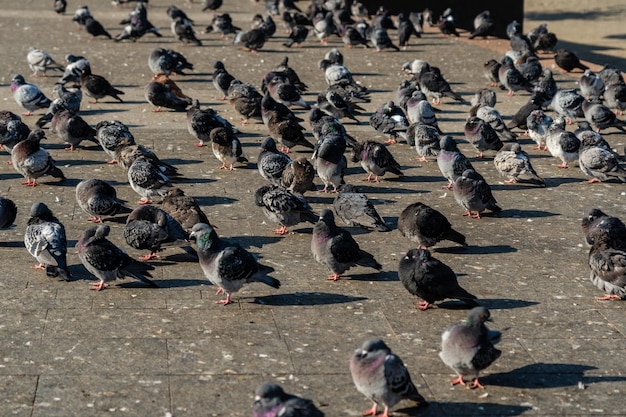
[354, 338, 391, 359]
[253, 184, 276, 207]
[166, 187, 186, 198]
[439, 135, 458, 151]
[261, 94, 277, 110]
[501, 142, 522, 153]
[213, 61, 225, 70]
[309, 107, 325, 123]
[11, 74, 26, 88]
[254, 383, 288, 403]
[461, 169, 482, 181]
[30, 202, 54, 219]
[466, 306, 492, 326]
[189, 223, 219, 249]
[260, 136, 278, 152]
[210, 127, 232, 146]
[27, 129, 47, 142]
[318, 208, 336, 225]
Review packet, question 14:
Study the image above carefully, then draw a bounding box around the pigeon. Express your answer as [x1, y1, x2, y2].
[604, 82, 626, 116]
[206, 13, 241, 38]
[26, 47, 64, 77]
[252, 383, 324, 417]
[77, 224, 156, 291]
[257, 14, 277, 38]
[399, 248, 477, 310]
[548, 89, 584, 124]
[405, 96, 440, 131]
[202, 0, 223, 12]
[319, 60, 366, 93]
[150, 73, 192, 103]
[369, 101, 409, 144]
[233, 28, 267, 52]
[338, 24, 368, 48]
[402, 59, 430, 77]
[575, 126, 624, 162]
[54, 0, 67, 14]
[189, 223, 280, 305]
[506, 20, 522, 39]
[587, 228, 626, 300]
[144, 81, 191, 112]
[582, 100, 626, 132]
[264, 96, 314, 153]
[11, 75, 51, 116]
[494, 143, 545, 186]
[581, 208, 626, 251]
[439, 306, 502, 389]
[281, 156, 316, 194]
[397, 202, 467, 249]
[127, 156, 173, 204]
[371, 28, 399, 52]
[506, 94, 546, 130]
[418, 67, 464, 104]
[351, 140, 403, 182]
[517, 55, 542, 84]
[209, 127, 247, 170]
[437, 135, 475, 189]
[464, 116, 503, 158]
[148, 48, 193, 76]
[437, 10, 459, 36]
[265, 76, 310, 109]
[546, 121, 581, 168]
[526, 109, 553, 151]
[333, 184, 389, 232]
[115, 143, 179, 178]
[50, 109, 98, 151]
[114, 2, 162, 41]
[228, 80, 263, 124]
[579, 70, 605, 101]
[578, 133, 626, 183]
[470, 104, 517, 142]
[271, 56, 308, 92]
[599, 65, 625, 87]
[11, 129, 64, 186]
[80, 66, 124, 103]
[554, 49, 589, 73]
[76, 178, 127, 223]
[186, 100, 237, 147]
[212, 61, 236, 100]
[0, 196, 17, 229]
[470, 88, 497, 108]
[254, 184, 318, 235]
[36, 84, 83, 128]
[166, 5, 195, 25]
[95, 120, 136, 164]
[533, 68, 558, 102]
[409, 11, 424, 36]
[171, 16, 202, 46]
[82, 16, 112, 39]
[258, 137, 292, 185]
[483, 59, 501, 87]
[311, 209, 382, 281]
[350, 338, 428, 417]
[57, 55, 89, 86]
[124, 204, 195, 261]
[161, 187, 210, 232]
[469, 10, 495, 39]
[312, 12, 336, 44]
[309, 107, 356, 145]
[498, 56, 533, 96]
[397, 12, 418, 47]
[0, 110, 24, 146]
[24, 202, 70, 281]
[317, 91, 363, 123]
[313, 132, 347, 193]
[408, 123, 440, 162]
[1, 119, 30, 154]
[509, 33, 533, 54]
[283, 24, 309, 47]
[453, 169, 501, 219]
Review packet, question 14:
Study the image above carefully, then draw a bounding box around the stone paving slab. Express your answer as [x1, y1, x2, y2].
[0, 0, 625, 416]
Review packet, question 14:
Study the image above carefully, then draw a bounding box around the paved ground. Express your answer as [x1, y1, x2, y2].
[1, 1, 625, 416]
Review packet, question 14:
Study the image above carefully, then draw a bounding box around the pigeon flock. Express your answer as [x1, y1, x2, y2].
[1, 0, 626, 415]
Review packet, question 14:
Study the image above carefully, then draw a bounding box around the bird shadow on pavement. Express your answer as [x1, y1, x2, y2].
[80, 108, 129, 116]
[252, 292, 367, 306]
[227, 235, 284, 249]
[435, 244, 517, 255]
[0, 240, 24, 248]
[472, 298, 539, 310]
[162, 158, 204, 166]
[483, 363, 626, 389]
[138, 279, 208, 289]
[348, 271, 398, 282]
[403, 402, 531, 417]
[496, 208, 559, 218]
[193, 195, 237, 206]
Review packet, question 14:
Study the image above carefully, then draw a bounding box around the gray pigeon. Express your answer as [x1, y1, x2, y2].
[399, 248, 477, 310]
[470, 104, 517, 142]
[333, 184, 389, 232]
[11, 129, 65, 186]
[58, 54, 90, 85]
[313, 132, 347, 193]
[587, 228, 626, 300]
[189, 223, 280, 305]
[604, 82, 626, 116]
[161, 187, 211, 232]
[548, 89, 584, 124]
[418, 67, 464, 104]
[50, 109, 98, 151]
[36, 84, 83, 128]
[397, 202, 467, 249]
[579, 70, 605, 100]
[1, 119, 30, 153]
[437, 135, 475, 189]
[281, 156, 316, 195]
[351, 140, 403, 182]
[581, 208, 626, 251]
[115, 143, 179, 178]
[263, 94, 313, 153]
[76, 179, 127, 223]
[144, 81, 191, 112]
[546, 121, 581, 168]
[471, 88, 497, 108]
[498, 56, 533, 96]
[311, 209, 382, 281]
[406, 95, 439, 131]
[76, 224, 157, 291]
[26, 47, 64, 77]
[370, 27, 399, 52]
[254, 184, 318, 235]
[148, 48, 193, 76]
[463, 116, 503, 158]
[124, 204, 195, 261]
[186, 100, 237, 147]
[526, 109, 553, 150]
[533, 68, 558, 102]
[0, 196, 17, 229]
[578, 133, 626, 183]
[210, 127, 248, 170]
[127, 156, 173, 204]
[453, 169, 501, 219]
[408, 123, 440, 162]
[369, 101, 409, 145]
[582, 100, 626, 133]
[258, 137, 292, 185]
[494, 143, 545, 186]
[24, 202, 70, 281]
[10, 74, 52, 116]
[95, 120, 136, 164]
[212, 61, 235, 100]
[350, 339, 428, 417]
[80, 66, 124, 103]
[439, 306, 502, 389]
[252, 383, 325, 417]
[265, 76, 310, 110]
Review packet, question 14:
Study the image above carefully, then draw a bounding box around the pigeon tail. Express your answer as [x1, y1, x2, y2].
[254, 274, 281, 289]
[357, 251, 382, 270]
[442, 229, 467, 246]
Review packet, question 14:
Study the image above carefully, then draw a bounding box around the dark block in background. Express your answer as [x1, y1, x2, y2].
[359, 0, 525, 39]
